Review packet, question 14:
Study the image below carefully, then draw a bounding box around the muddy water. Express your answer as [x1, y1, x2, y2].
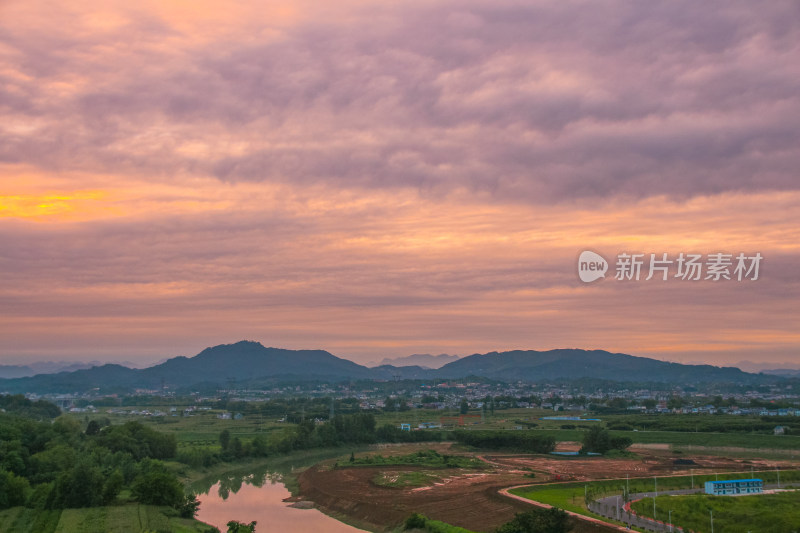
[193, 459, 368, 532]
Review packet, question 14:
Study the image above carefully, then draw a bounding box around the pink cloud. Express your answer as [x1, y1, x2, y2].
[0, 1, 798, 365]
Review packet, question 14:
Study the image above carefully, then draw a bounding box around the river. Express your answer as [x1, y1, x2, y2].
[193, 456, 369, 533]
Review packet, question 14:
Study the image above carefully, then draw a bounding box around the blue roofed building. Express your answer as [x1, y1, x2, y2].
[704, 479, 763, 495]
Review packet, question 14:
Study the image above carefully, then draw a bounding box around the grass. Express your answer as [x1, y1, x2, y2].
[0, 505, 212, 533]
[632, 492, 800, 533]
[350, 449, 485, 469]
[509, 485, 590, 515]
[421, 519, 478, 533]
[400, 513, 478, 533]
[95, 408, 286, 448]
[0, 508, 61, 533]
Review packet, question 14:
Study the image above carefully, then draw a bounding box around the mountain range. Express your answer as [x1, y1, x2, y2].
[0, 361, 103, 379]
[0, 341, 782, 394]
[368, 353, 459, 369]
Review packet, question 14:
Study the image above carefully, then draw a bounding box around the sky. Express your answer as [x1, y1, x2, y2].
[1, 1, 799, 368]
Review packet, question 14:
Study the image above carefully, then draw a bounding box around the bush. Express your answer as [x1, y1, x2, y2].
[132, 469, 184, 507]
[178, 448, 221, 468]
[52, 461, 104, 508]
[607, 423, 633, 431]
[102, 469, 124, 504]
[495, 508, 571, 533]
[95, 421, 177, 460]
[0, 469, 30, 509]
[227, 520, 257, 533]
[405, 512, 428, 529]
[580, 427, 631, 454]
[178, 493, 201, 518]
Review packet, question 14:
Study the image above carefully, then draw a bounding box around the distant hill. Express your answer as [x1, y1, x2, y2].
[369, 364, 435, 380]
[369, 353, 459, 369]
[0, 361, 103, 379]
[138, 341, 374, 385]
[0, 364, 140, 394]
[433, 349, 763, 384]
[0, 342, 374, 394]
[760, 368, 800, 378]
[0, 342, 777, 394]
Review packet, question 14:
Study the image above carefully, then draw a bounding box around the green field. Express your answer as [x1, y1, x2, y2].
[510, 470, 800, 521]
[105, 410, 285, 446]
[0, 504, 211, 533]
[92, 406, 800, 455]
[632, 492, 800, 533]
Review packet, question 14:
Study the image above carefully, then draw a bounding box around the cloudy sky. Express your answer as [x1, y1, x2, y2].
[1, 0, 798, 367]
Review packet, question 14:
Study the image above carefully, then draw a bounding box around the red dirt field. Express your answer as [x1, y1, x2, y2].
[296, 443, 799, 533]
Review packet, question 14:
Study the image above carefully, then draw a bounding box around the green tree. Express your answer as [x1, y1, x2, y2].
[251, 435, 268, 457]
[102, 468, 124, 504]
[85, 420, 101, 436]
[178, 493, 201, 518]
[230, 437, 244, 459]
[610, 436, 633, 451]
[580, 426, 612, 454]
[495, 507, 571, 533]
[0, 469, 30, 509]
[404, 513, 427, 529]
[608, 397, 628, 410]
[53, 460, 104, 508]
[384, 397, 397, 412]
[460, 399, 469, 415]
[227, 520, 257, 532]
[220, 429, 231, 452]
[132, 470, 184, 507]
[95, 421, 177, 459]
[667, 396, 685, 410]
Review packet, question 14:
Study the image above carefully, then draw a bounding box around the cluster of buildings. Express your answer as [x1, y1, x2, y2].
[14, 378, 800, 417]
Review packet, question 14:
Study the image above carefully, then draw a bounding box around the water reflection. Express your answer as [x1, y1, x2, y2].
[193, 462, 289, 501]
[193, 460, 368, 533]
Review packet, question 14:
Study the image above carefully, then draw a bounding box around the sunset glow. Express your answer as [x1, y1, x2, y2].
[1, 1, 798, 367]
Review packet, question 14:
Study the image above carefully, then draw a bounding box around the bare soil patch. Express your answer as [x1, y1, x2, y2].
[298, 445, 799, 532]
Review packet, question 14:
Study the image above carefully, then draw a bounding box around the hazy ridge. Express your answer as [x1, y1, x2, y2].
[0, 341, 781, 394]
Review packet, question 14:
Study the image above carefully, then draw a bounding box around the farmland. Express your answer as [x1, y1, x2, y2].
[631, 492, 800, 533]
[95, 405, 800, 454]
[0, 504, 209, 533]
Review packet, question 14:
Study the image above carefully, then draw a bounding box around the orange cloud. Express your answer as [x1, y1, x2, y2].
[0, 190, 111, 221]
[1, 0, 798, 366]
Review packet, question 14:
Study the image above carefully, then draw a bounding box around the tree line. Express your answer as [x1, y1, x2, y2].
[451, 431, 556, 453]
[0, 396, 195, 519]
[178, 413, 448, 468]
